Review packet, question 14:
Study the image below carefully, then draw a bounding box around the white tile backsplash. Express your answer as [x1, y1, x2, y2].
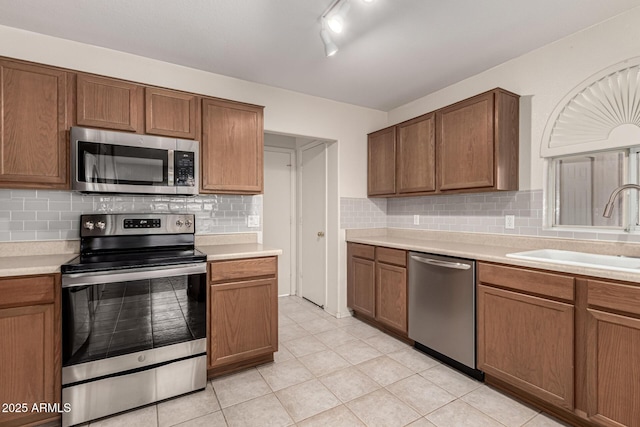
[341, 190, 640, 243]
[0, 189, 262, 242]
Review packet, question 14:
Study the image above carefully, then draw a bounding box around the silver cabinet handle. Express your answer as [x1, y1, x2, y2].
[410, 255, 471, 270]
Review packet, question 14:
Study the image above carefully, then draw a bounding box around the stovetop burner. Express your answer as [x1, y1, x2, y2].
[61, 213, 205, 274]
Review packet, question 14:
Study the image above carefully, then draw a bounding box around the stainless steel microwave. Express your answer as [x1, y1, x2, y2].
[71, 127, 199, 195]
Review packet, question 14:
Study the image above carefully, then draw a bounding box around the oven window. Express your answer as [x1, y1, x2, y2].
[78, 141, 168, 185]
[63, 273, 206, 366]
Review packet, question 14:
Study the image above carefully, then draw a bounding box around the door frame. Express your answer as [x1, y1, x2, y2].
[297, 140, 328, 306]
[263, 146, 297, 296]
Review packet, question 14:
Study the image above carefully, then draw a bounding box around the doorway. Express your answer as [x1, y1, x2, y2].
[263, 133, 333, 310]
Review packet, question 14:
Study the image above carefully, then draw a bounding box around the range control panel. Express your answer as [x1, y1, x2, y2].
[79, 214, 195, 237]
[124, 218, 161, 229]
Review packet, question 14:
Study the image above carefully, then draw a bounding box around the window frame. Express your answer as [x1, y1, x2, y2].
[545, 147, 640, 233]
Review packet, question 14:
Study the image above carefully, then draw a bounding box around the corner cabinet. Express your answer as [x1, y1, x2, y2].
[347, 243, 408, 336]
[347, 243, 376, 317]
[367, 113, 436, 197]
[0, 59, 70, 189]
[207, 257, 278, 377]
[0, 274, 61, 427]
[436, 88, 519, 192]
[201, 98, 264, 194]
[367, 127, 396, 196]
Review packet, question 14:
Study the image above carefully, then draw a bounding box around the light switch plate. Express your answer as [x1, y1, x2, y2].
[413, 215, 420, 225]
[248, 215, 260, 228]
[505, 215, 515, 229]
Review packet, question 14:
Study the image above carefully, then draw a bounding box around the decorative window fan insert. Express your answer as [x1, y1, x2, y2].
[541, 57, 640, 158]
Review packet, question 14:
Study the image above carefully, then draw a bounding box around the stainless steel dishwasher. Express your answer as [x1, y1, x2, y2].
[408, 252, 483, 380]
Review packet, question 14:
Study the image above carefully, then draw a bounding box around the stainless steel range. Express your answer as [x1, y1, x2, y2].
[60, 213, 207, 427]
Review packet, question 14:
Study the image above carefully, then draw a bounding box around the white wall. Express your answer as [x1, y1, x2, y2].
[388, 6, 640, 191]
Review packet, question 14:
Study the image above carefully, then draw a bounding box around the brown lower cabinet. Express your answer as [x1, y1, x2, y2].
[207, 257, 278, 378]
[0, 274, 61, 427]
[478, 262, 640, 427]
[347, 243, 408, 336]
[585, 279, 640, 427]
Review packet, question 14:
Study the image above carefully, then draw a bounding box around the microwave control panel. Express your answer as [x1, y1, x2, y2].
[175, 151, 195, 187]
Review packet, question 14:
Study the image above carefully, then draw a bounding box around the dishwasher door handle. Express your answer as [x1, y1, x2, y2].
[410, 255, 471, 270]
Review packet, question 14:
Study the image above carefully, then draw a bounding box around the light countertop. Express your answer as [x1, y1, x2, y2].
[348, 229, 640, 284]
[0, 235, 281, 278]
[198, 243, 282, 261]
[0, 253, 78, 278]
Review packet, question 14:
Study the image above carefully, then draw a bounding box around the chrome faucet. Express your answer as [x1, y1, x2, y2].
[603, 184, 640, 218]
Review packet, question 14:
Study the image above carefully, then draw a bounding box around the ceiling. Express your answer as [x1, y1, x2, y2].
[1, 1, 639, 111]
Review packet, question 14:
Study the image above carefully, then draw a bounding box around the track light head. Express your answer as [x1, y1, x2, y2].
[326, 0, 351, 33]
[320, 28, 338, 57]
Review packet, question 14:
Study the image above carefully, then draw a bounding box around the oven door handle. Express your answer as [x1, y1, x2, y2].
[62, 263, 206, 288]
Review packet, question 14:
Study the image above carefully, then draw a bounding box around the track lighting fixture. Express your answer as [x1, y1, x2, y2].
[319, 0, 375, 57]
[326, 0, 351, 33]
[320, 26, 339, 57]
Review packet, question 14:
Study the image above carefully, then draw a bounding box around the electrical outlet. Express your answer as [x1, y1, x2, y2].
[413, 215, 420, 225]
[247, 215, 260, 228]
[505, 215, 515, 229]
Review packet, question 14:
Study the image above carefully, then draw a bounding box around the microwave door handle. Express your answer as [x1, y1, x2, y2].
[168, 150, 174, 186]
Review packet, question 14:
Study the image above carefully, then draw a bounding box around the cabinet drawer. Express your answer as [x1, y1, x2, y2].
[0, 275, 56, 308]
[349, 243, 375, 260]
[376, 247, 407, 267]
[478, 262, 574, 302]
[587, 279, 640, 317]
[209, 257, 276, 283]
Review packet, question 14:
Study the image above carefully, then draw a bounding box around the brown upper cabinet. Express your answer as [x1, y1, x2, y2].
[201, 98, 264, 194]
[145, 87, 200, 139]
[0, 55, 266, 194]
[0, 59, 70, 189]
[76, 74, 144, 133]
[367, 114, 436, 197]
[367, 126, 396, 196]
[367, 88, 518, 197]
[437, 89, 519, 192]
[397, 113, 436, 195]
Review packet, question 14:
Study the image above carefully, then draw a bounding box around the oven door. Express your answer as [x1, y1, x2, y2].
[61, 263, 206, 385]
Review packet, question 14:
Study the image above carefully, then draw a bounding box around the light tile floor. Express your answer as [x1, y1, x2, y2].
[84, 296, 570, 427]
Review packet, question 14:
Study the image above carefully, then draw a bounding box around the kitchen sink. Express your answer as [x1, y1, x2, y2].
[506, 249, 640, 273]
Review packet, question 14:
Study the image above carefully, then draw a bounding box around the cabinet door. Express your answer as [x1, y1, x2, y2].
[0, 60, 69, 189]
[397, 114, 435, 194]
[201, 98, 264, 194]
[145, 87, 200, 139]
[586, 308, 640, 426]
[477, 285, 574, 410]
[375, 262, 407, 333]
[437, 92, 494, 191]
[585, 275, 640, 426]
[367, 127, 396, 196]
[208, 278, 277, 368]
[0, 304, 57, 425]
[76, 74, 143, 132]
[349, 257, 375, 317]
